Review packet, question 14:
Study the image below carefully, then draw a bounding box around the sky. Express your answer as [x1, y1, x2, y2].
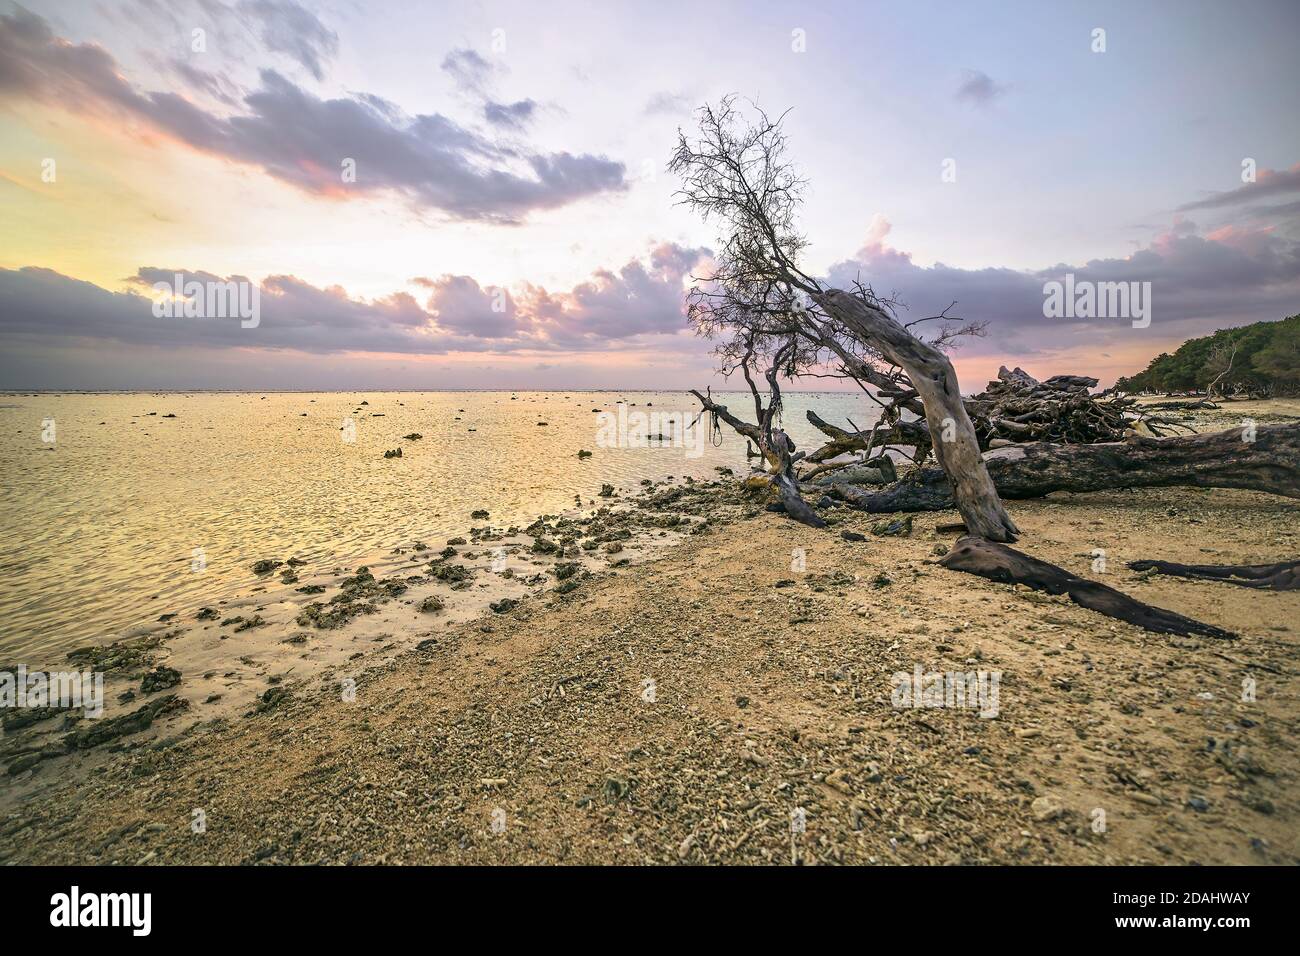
[1, 0, 1298, 390]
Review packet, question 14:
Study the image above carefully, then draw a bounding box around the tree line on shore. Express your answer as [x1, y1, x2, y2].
[1114, 315, 1300, 398]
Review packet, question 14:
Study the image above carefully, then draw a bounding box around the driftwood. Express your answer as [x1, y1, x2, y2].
[835, 423, 1300, 512]
[690, 344, 827, 530]
[940, 537, 1235, 639]
[812, 289, 1020, 541]
[802, 366, 1187, 480]
[1128, 558, 1300, 591]
[1142, 398, 1220, 411]
[966, 366, 1187, 445]
[804, 410, 922, 467]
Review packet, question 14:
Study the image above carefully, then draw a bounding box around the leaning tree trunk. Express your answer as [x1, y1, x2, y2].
[836, 423, 1300, 513]
[812, 288, 1020, 541]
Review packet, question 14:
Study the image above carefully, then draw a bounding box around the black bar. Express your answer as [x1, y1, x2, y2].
[1, 865, 1287, 941]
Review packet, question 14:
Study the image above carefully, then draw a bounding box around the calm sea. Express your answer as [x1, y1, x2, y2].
[0, 390, 879, 663]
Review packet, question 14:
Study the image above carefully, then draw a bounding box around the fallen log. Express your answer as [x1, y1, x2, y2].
[835, 423, 1300, 512]
[1142, 399, 1220, 411]
[1128, 558, 1300, 591]
[940, 537, 1235, 639]
[804, 409, 919, 466]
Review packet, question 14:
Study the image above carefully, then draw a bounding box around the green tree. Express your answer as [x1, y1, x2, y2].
[1117, 315, 1299, 396]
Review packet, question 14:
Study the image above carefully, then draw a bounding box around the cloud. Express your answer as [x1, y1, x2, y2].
[0, 265, 452, 354]
[825, 212, 1300, 363]
[516, 242, 712, 346]
[0, 243, 713, 363]
[161, 57, 240, 105]
[441, 48, 493, 93]
[954, 69, 1006, 106]
[439, 46, 540, 130]
[441, 48, 539, 131]
[1177, 163, 1300, 211]
[0, 9, 626, 222]
[237, 0, 339, 81]
[417, 275, 522, 339]
[644, 91, 693, 116]
[484, 98, 537, 129]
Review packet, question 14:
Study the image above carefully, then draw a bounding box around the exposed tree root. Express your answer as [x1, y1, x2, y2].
[1128, 558, 1300, 591]
[940, 536, 1236, 640]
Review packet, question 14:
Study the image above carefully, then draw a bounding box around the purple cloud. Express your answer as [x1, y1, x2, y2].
[484, 98, 538, 130]
[0, 9, 626, 222]
[0, 243, 713, 366]
[954, 69, 1006, 106]
[441, 48, 493, 94]
[825, 215, 1300, 363]
[237, 0, 339, 81]
[1178, 163, 1300, 211]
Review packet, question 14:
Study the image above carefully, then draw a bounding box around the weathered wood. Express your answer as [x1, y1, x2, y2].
[768, 432, 826, 528]
[964, 365, 1186, 445]
[809, 364, 1176, 461]
[690, 388, 826, 528]
[1142, 398, 1220, 411]
[812, 288, 1020, 541]
[1128, 558, 1300, 591]
[940, 536, 1235, 639]
[837, 423, 1300, 512]
[804, 409, 921, 465]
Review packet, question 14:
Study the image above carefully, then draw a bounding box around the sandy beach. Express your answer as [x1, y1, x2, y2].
[3, 401, 1296, 865]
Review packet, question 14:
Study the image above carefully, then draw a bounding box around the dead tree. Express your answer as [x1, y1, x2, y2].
[803, 410, 912, 474]
[1127, 558, 1300, 591]
[808, 289, 1018, 539]
[690, 338, 826, 527]
[1205, 338, 1240, 402]
[835, 423, 1300, 512]
[671, 97, 1019, 541]
[940, 537, 1235, 639]
[966, 367, 1190, 445]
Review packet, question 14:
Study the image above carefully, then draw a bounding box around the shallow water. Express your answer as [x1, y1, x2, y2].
[0, 390, 879, 664]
